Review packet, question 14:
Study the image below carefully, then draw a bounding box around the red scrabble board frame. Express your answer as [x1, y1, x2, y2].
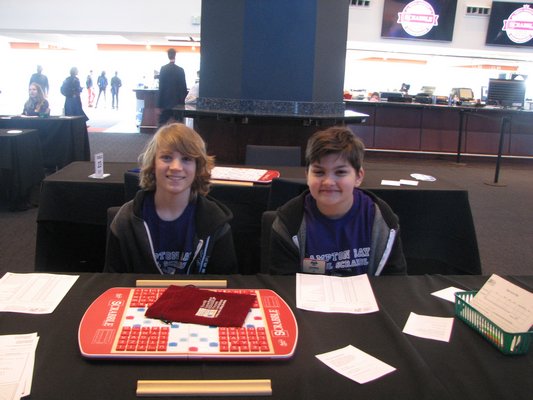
[78, 287, 298, 360]
[210, 166, 280, 184]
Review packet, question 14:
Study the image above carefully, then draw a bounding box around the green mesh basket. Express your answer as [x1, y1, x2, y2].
[455, 291, 531, 355]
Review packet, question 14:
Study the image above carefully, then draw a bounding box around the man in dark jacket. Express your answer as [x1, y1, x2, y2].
[29, 65, 49, 96]
[157, 48, 188, 125]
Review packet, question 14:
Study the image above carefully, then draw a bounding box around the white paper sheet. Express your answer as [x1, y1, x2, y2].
[399, 179, 419, 186]
[380, 179, 401, 186]
[0, 272, 78, 314]
[410, 173, 436, 182]
[402, 312, 454, 342]
[316, 345, 396, 384]
[296, 273, 379, 314]
[380, 179, 419, 187]
[431, 286, 464, 303]
[0, 333, 39, 400]
[469, 274, 533, 333]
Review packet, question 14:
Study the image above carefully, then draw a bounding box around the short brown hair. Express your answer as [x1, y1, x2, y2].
[139, 123, 215, 199]
[305, 127, 365, 172]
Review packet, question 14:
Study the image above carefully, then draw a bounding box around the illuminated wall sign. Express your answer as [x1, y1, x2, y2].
[381, 0, 457, 41]
[502, 4, 533, 44]
[486, 2, 533, 47]
[397, 1, 439, 37]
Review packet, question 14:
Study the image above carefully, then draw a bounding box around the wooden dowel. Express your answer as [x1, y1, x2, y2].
[136, 379, 272, 397]
[135, 280, 227, 288]
[210, 179, 254, 186]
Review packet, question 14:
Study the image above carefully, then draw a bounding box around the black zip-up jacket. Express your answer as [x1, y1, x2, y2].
[104, 190, 238, 274]
[269, 189, 407, 276]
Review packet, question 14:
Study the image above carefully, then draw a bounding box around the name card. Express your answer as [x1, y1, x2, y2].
[89, 152, 110, 179]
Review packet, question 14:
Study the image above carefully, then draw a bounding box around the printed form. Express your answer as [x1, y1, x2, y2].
[296, 273, 379, 314]
[316, 345, 396, 384]
[469, 274, 533, 333]
[402, 312, 454, 342]
[0, 333, 39, 400]
[0, 272, 78, 314]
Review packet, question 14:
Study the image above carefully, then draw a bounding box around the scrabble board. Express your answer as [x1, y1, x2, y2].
[210, 166, 280, 183]
[79, 287, 298, 360]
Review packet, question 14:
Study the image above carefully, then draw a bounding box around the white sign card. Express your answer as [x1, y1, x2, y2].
[89, 152, 110, 179]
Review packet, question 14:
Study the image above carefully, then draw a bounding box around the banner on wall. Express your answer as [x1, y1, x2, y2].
[381, 0, 458, 42]
[486, 2, 533, 47]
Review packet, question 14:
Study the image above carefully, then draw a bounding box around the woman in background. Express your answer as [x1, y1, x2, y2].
[95, 70, 108, 108]
[61, 67, 88, 120]
[22, 83, 49, 117]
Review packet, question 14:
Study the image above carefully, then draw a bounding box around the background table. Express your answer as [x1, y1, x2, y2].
[0, 115, 90, 169]
[36, 162, 137, 272]
[36, 162, 302, 273]
[345, 100, 533, 157]
[0, 128, 44, 209]
[36, 162, 480, 276]
[172, 105, 368, 164]
[133, 89, 158, 133]
[0, 273, 530, 400]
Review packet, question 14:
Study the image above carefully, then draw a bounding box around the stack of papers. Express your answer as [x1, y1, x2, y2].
[470, 274, 533, 333]
[0, 273, 79, 399]
[0, 272, 78, 400]
[0, 333, 39, 400]
[296, 273, 378, 314]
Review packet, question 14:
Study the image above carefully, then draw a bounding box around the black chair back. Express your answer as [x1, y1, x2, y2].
[245, 145, 301, 167]
[267, 177, 307, 210]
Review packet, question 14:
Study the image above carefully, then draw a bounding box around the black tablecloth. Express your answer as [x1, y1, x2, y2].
[0, 129, 44, 207]
[0, 273, 530, 400]
[120, 164, 481, 276]
[35, 162, 480, 275]
[36, 163, 303, 273]
[0, 116, 90, 168]
[36, 162, 137, 272]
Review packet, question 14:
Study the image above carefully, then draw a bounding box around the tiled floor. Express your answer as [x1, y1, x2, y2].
[85, 103, 139, 134]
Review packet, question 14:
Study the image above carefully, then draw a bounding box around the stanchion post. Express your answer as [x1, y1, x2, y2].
[485, 115, 509, 187]
[493, 116, 509, 184]
[456, 109, 465, 164]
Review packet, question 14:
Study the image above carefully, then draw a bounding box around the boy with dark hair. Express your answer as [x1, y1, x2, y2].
[268, 126, 406, 276]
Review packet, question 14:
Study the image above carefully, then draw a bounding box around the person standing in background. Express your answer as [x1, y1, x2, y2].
[110, 71, 122, 110]
[157, 48, 187, 125]
[86, 70, 95, 107]
[184, 70, 200, 105]
[61, 67, 88, 120]
[369, 92, 380, 102]
[29, 65, 49, 96]
[95, 71, 108, 108]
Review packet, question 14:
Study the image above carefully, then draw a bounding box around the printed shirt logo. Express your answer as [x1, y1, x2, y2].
[397, 0, 439, 37]
[503, 5, 533, 44]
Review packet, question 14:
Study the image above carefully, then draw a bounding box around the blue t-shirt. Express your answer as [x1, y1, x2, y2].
[142, 193, 196, 274]
[304, 189, 375, 276]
